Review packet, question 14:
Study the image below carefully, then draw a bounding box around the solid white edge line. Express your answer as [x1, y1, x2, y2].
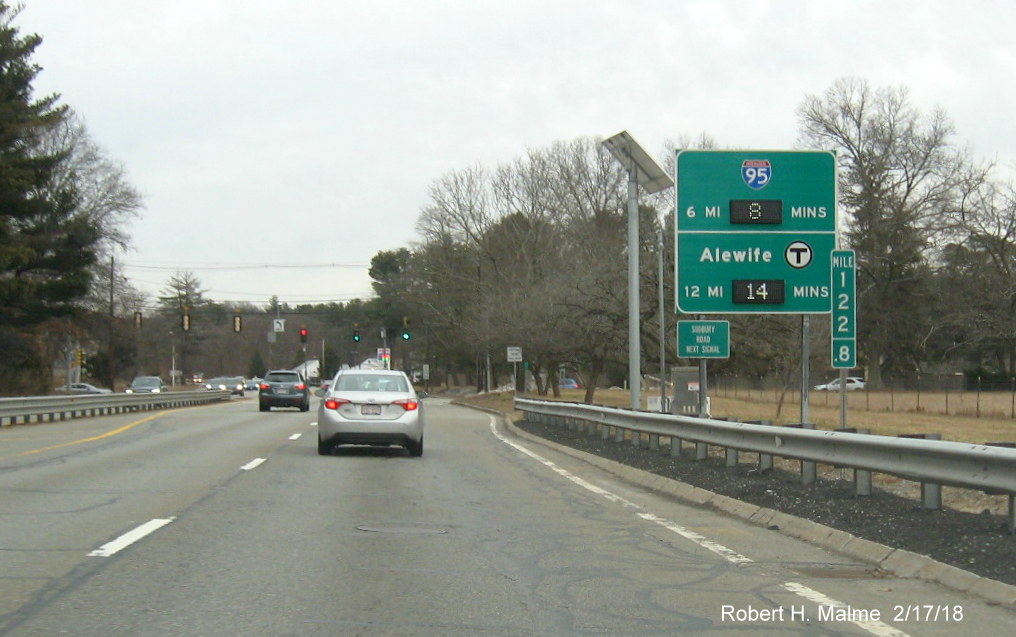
[782, 582, 911, 637]
[88, 517, 175, 557]
[488, 416, 912, 637]
[241, 457, 267, 471]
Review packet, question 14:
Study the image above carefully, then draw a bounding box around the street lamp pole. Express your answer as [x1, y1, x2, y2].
[602, 131, 674, 411]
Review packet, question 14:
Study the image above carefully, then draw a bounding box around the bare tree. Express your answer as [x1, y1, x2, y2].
[797, 78, 975, 385]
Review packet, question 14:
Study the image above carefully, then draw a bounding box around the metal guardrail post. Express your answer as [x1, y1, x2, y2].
[670, 436, 682, 457]
[1008, 495, 1015, 535]
[649, 433, 660, 451]
[835, 427, 873, 496]
[746, 421, 774, 473]
[725, 448, 739, 467]
[900, 433, 943, 509]
[782, 423, 818, 485]
[802, 423, 817, 484]
[695, 441, 708, 461]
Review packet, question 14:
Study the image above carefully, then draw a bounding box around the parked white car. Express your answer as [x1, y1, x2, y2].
[814, 377, 865, 391]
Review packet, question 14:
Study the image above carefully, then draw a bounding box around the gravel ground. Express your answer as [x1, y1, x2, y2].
[513, 418, 1016, 587]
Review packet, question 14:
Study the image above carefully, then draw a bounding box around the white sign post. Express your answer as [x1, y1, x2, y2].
[507, 346, 522, 392]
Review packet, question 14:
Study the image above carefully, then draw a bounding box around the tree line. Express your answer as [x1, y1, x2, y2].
[3, 1, 1013, 398]
[374, 78, 1016, 400]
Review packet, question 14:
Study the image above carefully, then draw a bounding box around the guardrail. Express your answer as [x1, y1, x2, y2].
[0, 391, 231, 427]
[514, 397, 1016, 533]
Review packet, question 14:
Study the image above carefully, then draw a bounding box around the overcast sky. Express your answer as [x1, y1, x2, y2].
[16, 0, 1016, 306]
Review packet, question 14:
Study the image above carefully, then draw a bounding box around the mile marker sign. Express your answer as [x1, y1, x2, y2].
[831, 250, 857, 368]
[675, 150, 837, 313]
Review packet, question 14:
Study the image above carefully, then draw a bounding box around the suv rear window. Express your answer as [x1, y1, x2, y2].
[265, 372, 300, 383]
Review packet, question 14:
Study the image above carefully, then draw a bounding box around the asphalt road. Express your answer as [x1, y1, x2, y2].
[0, 397, 1012, 636]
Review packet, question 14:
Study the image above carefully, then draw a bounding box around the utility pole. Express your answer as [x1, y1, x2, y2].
[108, 256, 116, 390]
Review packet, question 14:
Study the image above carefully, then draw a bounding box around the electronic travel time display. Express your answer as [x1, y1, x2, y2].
[675, 150, 837, 314]
[729, 199, 782, 225]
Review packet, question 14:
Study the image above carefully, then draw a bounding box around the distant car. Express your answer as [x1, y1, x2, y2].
[258, 370, 310, 412]
[559, 378, 581, 389]
[204, 376, 245, 396]
[814, 377, 865, 391]
[317, 369, 424, 456]
[125, 376, 168, 393]
[55, 382, 111, 394]
[245, 378, 260, 391]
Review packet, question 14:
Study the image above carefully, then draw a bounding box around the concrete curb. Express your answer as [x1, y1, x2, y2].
[486, 411, 1016, 610]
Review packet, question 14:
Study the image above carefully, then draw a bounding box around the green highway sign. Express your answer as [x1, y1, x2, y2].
[677, 320, 730, 358]
[675, 150, 837, 313]
[831, 249, 857, 368]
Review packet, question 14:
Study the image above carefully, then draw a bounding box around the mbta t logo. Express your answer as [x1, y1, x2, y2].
[741, 159, 772, 190]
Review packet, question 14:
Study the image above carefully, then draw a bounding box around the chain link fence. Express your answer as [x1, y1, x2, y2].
[713, 373, 1016, 419]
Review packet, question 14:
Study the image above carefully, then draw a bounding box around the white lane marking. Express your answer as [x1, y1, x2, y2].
[783, 582, 910, 637]
[289, 433, 302, 440]
[241, 457, 267, 471]
[310, 421, 318, 427]
[637, 511, 753, 564]
[489, 417, 911, 637]
[88, 518, 175, 557]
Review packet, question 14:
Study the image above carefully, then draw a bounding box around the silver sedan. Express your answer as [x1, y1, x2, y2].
[316, 369, 424, 456]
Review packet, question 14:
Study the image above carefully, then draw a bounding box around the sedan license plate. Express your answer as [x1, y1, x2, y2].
[361, 404, 382, 416]
[276, 388, 290, 394]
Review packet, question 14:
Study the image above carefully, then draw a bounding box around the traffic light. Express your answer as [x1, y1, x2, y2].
[352, 329, 361, 342]
[233, 314, 242, 333]
[181, 313, 191, 332]
[300, 326, 308, 343]
[133, 311, 143, 329]
[401, 316, 410, 340]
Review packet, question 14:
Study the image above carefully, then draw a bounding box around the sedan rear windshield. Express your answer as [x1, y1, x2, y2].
[335, 374, 409, 392]
[265, 372, 301, 383]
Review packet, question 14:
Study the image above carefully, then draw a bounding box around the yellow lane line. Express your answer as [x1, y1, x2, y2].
[0, 410, 173, 461]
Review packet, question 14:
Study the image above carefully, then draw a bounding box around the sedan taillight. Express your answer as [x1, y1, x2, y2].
[393, 398, 419, 411]
[295, 383, 306, 390]
[259, 383, 270, 390]
[324, 398, 351, 410]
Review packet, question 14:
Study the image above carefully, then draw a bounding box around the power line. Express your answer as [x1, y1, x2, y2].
[124, 261, 369, 272]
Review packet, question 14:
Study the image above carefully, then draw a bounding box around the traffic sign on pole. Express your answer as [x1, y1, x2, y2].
[677, 320, 730, 358]
[831, 249, 857, 368]
[675, 150, 837, 314]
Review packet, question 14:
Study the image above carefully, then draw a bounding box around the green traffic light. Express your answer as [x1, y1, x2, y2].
[401, 330, 410, 341]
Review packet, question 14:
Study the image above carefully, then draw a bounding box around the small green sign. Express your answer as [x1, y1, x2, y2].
[678, 320, 730, 358]
[831, 249, 856, 368]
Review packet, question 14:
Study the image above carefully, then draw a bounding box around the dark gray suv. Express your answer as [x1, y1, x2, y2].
[258, 370, 310, 412]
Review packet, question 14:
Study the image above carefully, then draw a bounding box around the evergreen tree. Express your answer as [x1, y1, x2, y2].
[0, 3, 95, 327]
[0, 4, 100, 393]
